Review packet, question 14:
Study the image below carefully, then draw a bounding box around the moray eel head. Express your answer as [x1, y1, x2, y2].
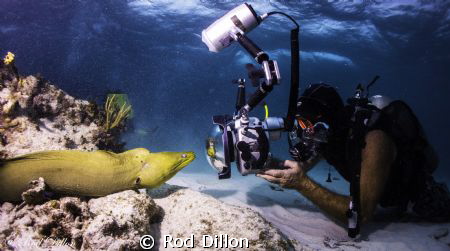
[136, 151, 195, 188]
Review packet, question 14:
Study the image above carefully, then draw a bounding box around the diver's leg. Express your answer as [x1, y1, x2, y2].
[359, 130, 396, 223]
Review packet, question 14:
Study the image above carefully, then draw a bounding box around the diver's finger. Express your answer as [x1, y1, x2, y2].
[257, 174, 281, 184]
[261, 169, 284, 178]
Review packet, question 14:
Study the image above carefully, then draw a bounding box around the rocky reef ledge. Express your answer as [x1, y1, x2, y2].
[0, 60, 294, 250]
[148, 185, 293, 250]
[0, 61, 124, 159]
[0, 182, 293, 250]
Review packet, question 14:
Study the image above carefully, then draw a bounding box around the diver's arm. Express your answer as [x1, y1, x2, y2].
[299, 174, 350, 223]
[303, 154, 322, 173]
[259, 130, 396, 224]
[260, 160, 350, 222]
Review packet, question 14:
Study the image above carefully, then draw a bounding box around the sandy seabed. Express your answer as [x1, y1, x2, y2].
[169, 167, 450, 251]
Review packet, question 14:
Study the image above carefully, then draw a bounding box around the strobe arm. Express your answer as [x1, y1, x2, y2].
[233, 33, 281, 86]
[235, 78, 246, 112]
[244, 83, 273, 112]
[235, 33, 268, 63]
[231, 32, 281, 115]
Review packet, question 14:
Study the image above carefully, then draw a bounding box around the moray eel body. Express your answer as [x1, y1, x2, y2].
[0, 148, 195, 202]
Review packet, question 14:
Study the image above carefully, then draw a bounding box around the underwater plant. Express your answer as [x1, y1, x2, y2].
[3, 52, 15, 65]
[103, 93, 132, 131]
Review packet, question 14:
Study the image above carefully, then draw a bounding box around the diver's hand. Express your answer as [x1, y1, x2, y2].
[257, 160, 306, 189]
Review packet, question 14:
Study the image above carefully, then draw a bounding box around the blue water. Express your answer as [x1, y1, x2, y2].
[1, 1, 449, 185]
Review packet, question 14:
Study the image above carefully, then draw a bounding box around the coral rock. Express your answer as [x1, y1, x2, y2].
[148, 184, 294, 251]
[0, 189, 158, 251]
[82, 190, 157, 250]
[21, 177, 47, 205]
[0, 61, 124, 158]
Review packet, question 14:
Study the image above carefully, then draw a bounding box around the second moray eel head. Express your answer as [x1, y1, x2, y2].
[125, 148, 195, 189]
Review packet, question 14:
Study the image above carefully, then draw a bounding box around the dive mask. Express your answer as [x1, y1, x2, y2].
[288, 117, 329, 161]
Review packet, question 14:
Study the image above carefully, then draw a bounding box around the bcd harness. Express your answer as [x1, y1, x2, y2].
[345, 81, 381, 238]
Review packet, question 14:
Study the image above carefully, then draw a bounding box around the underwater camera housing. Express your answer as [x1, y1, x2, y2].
[207, 93, 285, 178]
[203, 3, 300, 179]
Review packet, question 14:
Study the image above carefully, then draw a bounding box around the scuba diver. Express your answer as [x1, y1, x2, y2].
[258, 83, 450, 229]
[200, 2, 448, 235]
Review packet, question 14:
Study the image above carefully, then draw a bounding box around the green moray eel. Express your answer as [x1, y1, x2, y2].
[0, 148, 195, 202]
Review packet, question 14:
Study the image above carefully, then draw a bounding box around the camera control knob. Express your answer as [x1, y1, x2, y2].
[236, 141, 252, 161]
[236, 141, 248, 151]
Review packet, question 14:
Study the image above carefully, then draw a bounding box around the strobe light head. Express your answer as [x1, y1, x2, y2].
[202, 3, 261, 52]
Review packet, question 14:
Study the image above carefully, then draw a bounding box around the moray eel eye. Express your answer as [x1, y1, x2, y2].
[181, 154, 187, 158]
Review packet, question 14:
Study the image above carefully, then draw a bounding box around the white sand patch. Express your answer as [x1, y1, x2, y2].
[167, 171, 450, 250]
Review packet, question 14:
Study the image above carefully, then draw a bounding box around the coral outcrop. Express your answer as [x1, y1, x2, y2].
[0, 62, 124, 159]
[0, 182, 293, 251]
[0, 187, 156, 250]
[148, 184, 294, 250]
